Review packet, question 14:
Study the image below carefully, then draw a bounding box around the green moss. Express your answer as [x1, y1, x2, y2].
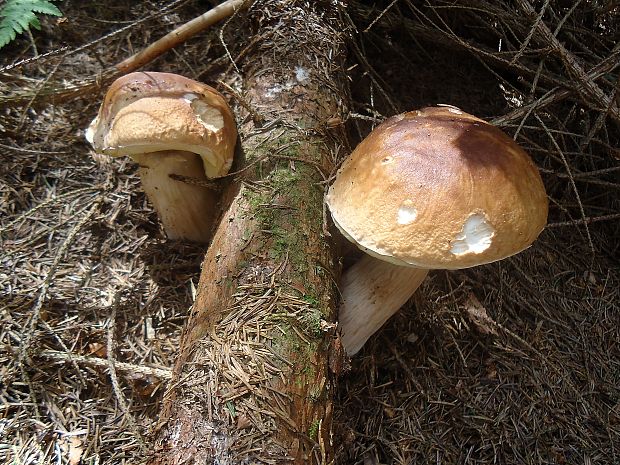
[302, 294, 319, 307]
[270, 320, 321, 380]
[308, 386, 323, 403]
[243, 160, 323, 281]
[308, 419, 320, 440]
[243, 133, 333, 387]
[300, 305, 323, 338]
[301, 363, 315, 378]
[222, 276, 235, 291]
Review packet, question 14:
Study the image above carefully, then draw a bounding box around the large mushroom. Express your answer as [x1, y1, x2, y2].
[326, 106, 548, 355]
[86, 71, 237, 242]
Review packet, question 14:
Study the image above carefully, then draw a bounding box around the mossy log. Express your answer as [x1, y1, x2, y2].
[150, 2, 349, 464]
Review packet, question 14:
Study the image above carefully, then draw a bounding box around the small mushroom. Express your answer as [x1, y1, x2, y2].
[326, 106, 548, 355]
[86, 71, 237, 242]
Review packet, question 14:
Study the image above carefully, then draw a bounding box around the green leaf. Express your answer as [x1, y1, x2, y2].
[0, 0, 63, 49]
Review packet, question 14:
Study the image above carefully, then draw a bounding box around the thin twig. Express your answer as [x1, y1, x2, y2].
[0, 0, 189, 73]
[16, 197, 102, 419]
[45, 349, 172, 379]
[115, 0, 250, 74]
[547, 213, 620, 228]
[510, 0, 550, 65]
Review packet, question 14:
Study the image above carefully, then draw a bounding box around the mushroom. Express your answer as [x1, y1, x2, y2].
[326, 106, 548, 355]
[86, 71, 237, 242]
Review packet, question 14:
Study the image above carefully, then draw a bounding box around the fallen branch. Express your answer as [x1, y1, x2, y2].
[149, 2, 349, 463]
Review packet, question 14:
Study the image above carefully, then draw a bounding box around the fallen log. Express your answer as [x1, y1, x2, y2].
[150, 1, 349, 463]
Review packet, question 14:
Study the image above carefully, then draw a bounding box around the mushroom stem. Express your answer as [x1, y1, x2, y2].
[132, 150, 218, 242]
[339, 254, 429, 355]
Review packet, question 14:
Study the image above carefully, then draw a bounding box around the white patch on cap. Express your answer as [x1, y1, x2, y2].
[451, 213, 494, 255]
[190, 99, 224, 132]
[397, 201, 418, 225]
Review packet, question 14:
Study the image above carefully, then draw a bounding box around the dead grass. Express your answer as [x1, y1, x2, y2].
[1, 0, 619, 464]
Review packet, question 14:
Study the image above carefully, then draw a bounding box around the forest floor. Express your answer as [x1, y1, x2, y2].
[1, 1, 619, 464]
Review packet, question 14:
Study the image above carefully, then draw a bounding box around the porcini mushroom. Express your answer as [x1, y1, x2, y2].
[86, 71, 237, 242]
[326, 106, 548, 355]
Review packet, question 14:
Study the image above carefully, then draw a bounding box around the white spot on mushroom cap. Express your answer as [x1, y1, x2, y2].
[397, 201, 418, 225]
[190, 99, 224, 132]
[451, 213, 494, 255]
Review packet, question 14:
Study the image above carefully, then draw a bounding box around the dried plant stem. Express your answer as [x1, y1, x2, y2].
[58, 350, 171, 379]
[2, 346, 173, 379]
[547, 213, 620, 228]
[350, 2, 620, 130]
[15, 197, 101, 420]
[535, 114, 595, 256]
[0, 187, 99, 234]
[491, 43, 619, 126]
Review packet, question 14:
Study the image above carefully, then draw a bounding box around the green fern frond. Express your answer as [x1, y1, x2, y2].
[0, 0, 62, 49]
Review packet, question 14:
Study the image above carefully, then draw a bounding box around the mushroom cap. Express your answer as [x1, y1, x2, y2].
[326, 106, 548, 270]
[86, 71, 237, 178]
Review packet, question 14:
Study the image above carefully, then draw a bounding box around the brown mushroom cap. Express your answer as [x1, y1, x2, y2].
[86, 71, 237, 178]
[326, 106, 548, 270]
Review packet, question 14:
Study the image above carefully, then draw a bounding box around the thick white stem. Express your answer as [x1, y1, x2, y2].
[133, 151, 218, 242]
[339, 254, 429, 355]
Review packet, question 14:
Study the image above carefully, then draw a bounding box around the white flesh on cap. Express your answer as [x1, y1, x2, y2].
[339, 254, 429, 355]
[132, 151, 217, 242]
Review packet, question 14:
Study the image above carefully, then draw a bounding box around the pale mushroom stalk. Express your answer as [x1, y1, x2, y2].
[132, 151, 218, 242]
[339, 255, 429, 355]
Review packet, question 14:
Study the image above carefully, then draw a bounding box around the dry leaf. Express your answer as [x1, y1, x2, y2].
[236, 414, 251, 429]
[87, 342, 106, 357]
[464, 293, 497, 335]
[59, 435, 84, 465]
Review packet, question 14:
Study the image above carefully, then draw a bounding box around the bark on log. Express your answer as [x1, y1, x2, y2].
[150, 2, 349, 464]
